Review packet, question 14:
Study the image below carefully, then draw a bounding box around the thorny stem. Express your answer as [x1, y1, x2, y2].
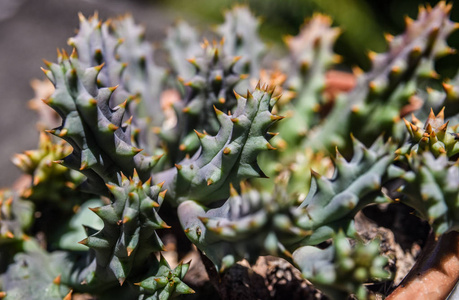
[387, 231, 459, 299]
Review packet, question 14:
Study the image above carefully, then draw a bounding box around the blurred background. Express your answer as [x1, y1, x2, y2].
[1, 0, 457, 187]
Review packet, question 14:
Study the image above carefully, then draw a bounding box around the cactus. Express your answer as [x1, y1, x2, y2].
[156, 40, 248, 162]
[293, 231, 391, 300]
[302, 2, 457, 153]
[216, 6, 265, 79]
[0, 190, 33, 245]
[135, 255, 194, 300]
[66, 171, 168, 289]
[156, 85, 282, 206]
[179, 177, 304, 272]
[276, 14, 341, 148]
[1, 2, 459, 300]
[399, 108, 459, 157]
[390, 108, 459, 235]
[42, 50, 161, 195]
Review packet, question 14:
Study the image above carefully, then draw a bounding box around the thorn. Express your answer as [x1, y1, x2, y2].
[428, 108, 436, 120]
[198, 216, 209, 224]
[267, 132, 279, 137]
[231, 117, 239, 123]
[157, 181, 165, 188]
[108, 123, 119, 132]
[119, 277, 126, 286]
[153, 154, 164, 162]
[132, 168, 139, 179]
[194, 129, 206, 139]
[79, 161, 89, 170]
[442, 83, 454, 94]
[123, 116, 134, 126]
[429, 70, 439, 79]
[134, 147, 144, 154]
[5, 231, 14, 239]
[403, 118, 411, 128]
[390, 65, 401, 75]
[175, 164, 182, 171]
[144, 177, 152, 187]
[161, 221, 171, 229]
[53, 275, 62, 285]
[179, 144, 186, 151]
[404, 15, 413, 27]
[233, 90, 244, 100]
[223, 147, 231, 155]
[310, 169, 321, 179]
[88, 207, 100, 213]
[425, 123, 433, 134]
[41, 98, 51, 105]
[78, 238, 89, 245]
[94, 62, 106, 73]
[438, 121, 449, 132]
[411, 46, 422, 58]
[283, 249, 293, 259]
[118, 99, 128, 110]
[213, 105, 224, 116]
[42, 59, 53, 68]
[266, 143, 277, 150]
[270, 115, 284, 121]
[78, 12, 86, 22]
[106, 183, 116, 191]
[229, 183, 238, 197]
[348, 68, 363, 81]
[123, 216, 130, 224]
[187, 58, 197, 66]
[207, 178, 213, 186]
[88, 98, 98, 106]
[159, 189, 168, 199]
[63, 290, 73, 300]
[437, 107, 445, 119]
[384, 32, 394, 43]
[367, 50, 377, 61]
[58, 128, 68, 137]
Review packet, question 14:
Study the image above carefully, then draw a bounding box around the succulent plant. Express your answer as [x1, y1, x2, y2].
[0, 190, 33, 245]
[399, 108, 459, 158]
[156, 85, 282, 206]
[216, 5, 265, 79]
[293, 231, 391, 300]
[302, 2, 457, 153]
[42, 50, 161, 195]
[179, 176, 304, 272]
[1, 2, 459, 300]
[156, 40, 248, 162]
